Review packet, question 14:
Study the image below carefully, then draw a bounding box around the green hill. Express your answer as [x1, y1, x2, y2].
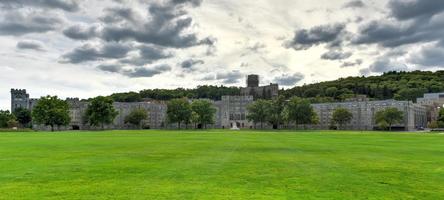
[108, 71, 444, 103]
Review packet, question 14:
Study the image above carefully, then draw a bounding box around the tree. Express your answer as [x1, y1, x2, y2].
[0, 110, 14, 128]
[428, 121, 439, 129]
[7, 119, 19, 128]
[124, 108, 148, 129]
[191, 100, 216, 129]
[375, 107, 404, 131]
[332, 108, 353, 130]
[32, 96, 71, 131]
[437, 108, 444, 128]
[13, 107, 32, 128]
[267, 96, 286, 129]
[167, 98, 192, 129]
[285, 97, 318, 129]
[85, 96, 118, 129]
[247, 99, 270, 129]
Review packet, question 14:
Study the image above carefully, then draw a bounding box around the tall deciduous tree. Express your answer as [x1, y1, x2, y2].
[267, 96, 286, 129]
[0, 110, 14, 128]
[125, 108, 148, 129]
[375, 107, 404, 131]
[32, 96, 71, 131]
[167, 98, 192, 129]
[13, 107, 32, 128]
[85, 96, 118, 130]
[285, 97, 318, 129]
[247, 99, 270, 129]
[332, 108, 353, 130]
[191, 100, 216, 129]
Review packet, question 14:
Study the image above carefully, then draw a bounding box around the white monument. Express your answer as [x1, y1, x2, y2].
[230, 122, 240, 130]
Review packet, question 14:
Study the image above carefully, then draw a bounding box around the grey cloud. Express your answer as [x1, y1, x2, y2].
[124, 64, 172, 78]
[0, 0, 80, 12]
[341, 59, 363, 67]
[171, 0, 202, 7]
[16, 40, 45, 51]
[0, 11, 62, 36]
[285, 23, 346, 50]
[63, 25, 98, 40]
[216, 70, 243, 84]
[180, 59, 204, 69]
[97, 64, 122, 73]
[364, 58, 408, 74]
[408, 44, 444, 67]
[97, 63, 172, 78]
[389, 0, 444, 21]
[273, 73, 304, 86]
[100, 7, 139, 23]
[321, 50, 352, 60]
[354, 16, 444, 47]
[343, 0, 365, 8]
[99, 2, 214, 48]
[62, 43, 131, 63]
[119, 45, 173, 66]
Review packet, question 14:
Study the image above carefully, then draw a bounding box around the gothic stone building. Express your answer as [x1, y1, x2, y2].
[311, 99, 427, 131]
[240, 75, 279, 100]
[11, 89, 167, 130]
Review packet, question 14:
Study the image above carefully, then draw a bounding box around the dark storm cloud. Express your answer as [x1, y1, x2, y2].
[0, 11, 62, 36]
[63, 25, 98, 40]
[216, 70, 244, 84]
[180, 59, 204, 69]
[16, 40, 45, 51]
[98, 1, 214, 48]
[0, 0, 80, 12]
[389, 0, 444, 21]
[62, 43, 131, 63]
[343, 0, 365, 9]
[353, 19, 444, 47]
[125, 64, 172, 78]
[285, 23, 346, 50]
[119, 45, 173, 66]
[321, 50, 352, 60]
[272, 73, 304, 86]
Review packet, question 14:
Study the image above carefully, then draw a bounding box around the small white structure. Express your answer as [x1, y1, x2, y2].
[230, 122, 240, 130]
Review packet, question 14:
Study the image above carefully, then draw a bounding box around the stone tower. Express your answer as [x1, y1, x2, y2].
[10, 89, 30, 112]
[246, 74, 259, 87]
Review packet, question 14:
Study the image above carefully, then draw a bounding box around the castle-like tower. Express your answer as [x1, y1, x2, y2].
[240, 75, 279, 100]
[10, 89, 30, 112]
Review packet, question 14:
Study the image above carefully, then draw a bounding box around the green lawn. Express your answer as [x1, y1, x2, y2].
[0, 130, 443, 200]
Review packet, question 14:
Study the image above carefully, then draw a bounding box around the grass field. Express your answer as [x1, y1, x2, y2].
[0, 130, 443, 199]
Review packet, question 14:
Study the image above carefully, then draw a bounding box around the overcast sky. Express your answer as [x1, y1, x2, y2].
[1, 0, 443, 110]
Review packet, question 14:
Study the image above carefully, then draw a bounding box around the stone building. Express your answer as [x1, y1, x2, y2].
[417, 93, 444, 122]
[11, 89, 167, 130]
[240, 75, 279, 99]
[213, 95, 254, 129]
[312, 99, 427, 131]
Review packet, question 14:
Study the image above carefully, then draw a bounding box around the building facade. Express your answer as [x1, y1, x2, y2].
[312, 99, 427, 131]
[240, 75, 279, 99]
[213, 95, 254, 129]
[417, 93, 444, 122]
